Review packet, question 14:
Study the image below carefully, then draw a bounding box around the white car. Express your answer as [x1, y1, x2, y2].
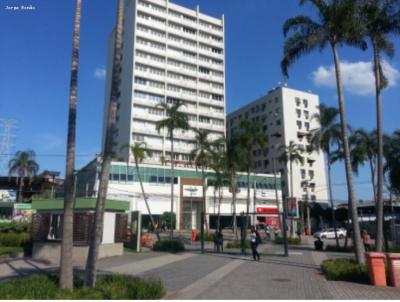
[314, 228, 346, 239]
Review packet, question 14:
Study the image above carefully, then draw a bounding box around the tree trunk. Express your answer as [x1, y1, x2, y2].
[327, 157, 340, 248]
[170, 130, 175, 240]
[372, 44, 384, 252]
[59, 0, 82, 290]
[136, 159, 160, 241]
[217, 186, 221, 231]
[84, 0, 124, 287]
[289, 157, 294, 237]
[201, 167, 208, 234]
[369, 159, 377, 203]
[231, 171, 238, 239]
[331, 42, 365, 264]
[245, 164, 250, 238]
[18, 178, 24, 203]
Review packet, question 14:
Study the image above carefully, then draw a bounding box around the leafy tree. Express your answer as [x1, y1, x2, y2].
[236, 120, 267, 234]
[59, 0, 82, 290]
[309, 104, 342, 247]
[85, 0, 124, 287]
[357, 0, 400, 252]
[8, 150, 39, 203]
[121, 142, 160, 241]
[156, 99, 189, 239]
[281, 0, 367, 264]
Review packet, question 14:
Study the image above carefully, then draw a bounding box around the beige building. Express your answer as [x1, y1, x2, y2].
[227, 86, 329, 206]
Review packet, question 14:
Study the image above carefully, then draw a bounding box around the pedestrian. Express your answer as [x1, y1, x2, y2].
[161, 221, 167, 232]
[362, 229, 371, 251]
[250, 225, 261, 261]
[214, 229, 224, 253]
[264, 224, 270, 240]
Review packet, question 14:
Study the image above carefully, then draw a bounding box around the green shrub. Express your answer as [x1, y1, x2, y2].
[389, 245, 400, 253]
[0, 274, 166, 299]
[274, 236, 301, 245]
[321, 258, 369, 284]
[195, 233, 214, 242]
[153, 240, 185, 253]
[225, 240, 251, 249]
[325, 245, 354, 253]
[0, 232, 30, 247]
[0, 222, 31, 233]
[0, 246, 23, 256]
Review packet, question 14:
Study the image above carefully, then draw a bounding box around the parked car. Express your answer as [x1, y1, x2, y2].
[313, 228, 346, 239]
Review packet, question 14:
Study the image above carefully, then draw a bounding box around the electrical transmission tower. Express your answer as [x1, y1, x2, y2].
[0, 119, 18, 175]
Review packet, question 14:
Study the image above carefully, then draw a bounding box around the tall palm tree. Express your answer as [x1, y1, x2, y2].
[8, 150, 39, 203]
[190, 129, 213, 233]
[121, 142, 160, 241]
[278, 141, 304, 237]
[237, 120, 266, 235]
[209, 149, 226, 231]
[281, 0, 367, 264]
[358, 0, 400, 252]
[309, 104, 342, 247]
[84, 0, 124, 287]
[156, 100, 189, 239]
[59, 0, 82, 290]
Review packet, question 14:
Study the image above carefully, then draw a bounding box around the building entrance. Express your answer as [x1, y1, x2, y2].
[182, 199, 202, 230]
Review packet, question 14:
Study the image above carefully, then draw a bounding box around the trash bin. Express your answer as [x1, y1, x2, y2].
[386, 253, 400, 288]
[191, 229, 198, 241]
[365, 252, 387, 287]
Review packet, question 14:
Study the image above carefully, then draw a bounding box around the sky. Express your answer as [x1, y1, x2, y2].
[1, 0, 399, 204]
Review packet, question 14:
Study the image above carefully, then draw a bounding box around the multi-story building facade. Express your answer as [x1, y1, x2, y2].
[102, 0, 226, 166]
[227, 86, 329, 206]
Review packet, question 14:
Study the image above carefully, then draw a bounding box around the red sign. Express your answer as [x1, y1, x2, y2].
[266, 216, 281, 228]
[256, 207, 279, 214]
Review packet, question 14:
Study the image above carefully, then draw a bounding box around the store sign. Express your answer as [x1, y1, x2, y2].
[14, 203, 32, 210]
[287, 197, 298, 217]
[183, 185, 202, 197]
[256, 207, 279, 215]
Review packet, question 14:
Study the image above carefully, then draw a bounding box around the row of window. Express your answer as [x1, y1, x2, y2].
[295, 97, 308, 108]
[138, 0, 223, 32]
[296, 120, 310, 131]
[296, 109, 310, 119]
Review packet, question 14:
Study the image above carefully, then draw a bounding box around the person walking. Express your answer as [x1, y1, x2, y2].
[250, 225, 261, 261]
[362, 229, 371, 252]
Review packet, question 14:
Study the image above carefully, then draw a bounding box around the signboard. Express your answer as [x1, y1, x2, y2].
[128, 211, 142, 252]
[14, 203, 32, 210]
[256, 207, 279, 215]
[183, 185, 202, 197]
[266, 216, 281, 229]
[286, 197, 298, 217]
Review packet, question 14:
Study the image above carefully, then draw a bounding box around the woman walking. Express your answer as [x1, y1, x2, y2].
[250, 226, 261, 261]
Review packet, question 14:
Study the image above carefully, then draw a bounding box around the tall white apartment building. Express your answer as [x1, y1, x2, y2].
[227, 86, 329, 205]
[102, 0, 226, 165]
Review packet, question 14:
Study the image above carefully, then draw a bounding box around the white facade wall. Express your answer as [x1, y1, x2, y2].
[103, 0, 226, 165]
[227, 86, 329, 205]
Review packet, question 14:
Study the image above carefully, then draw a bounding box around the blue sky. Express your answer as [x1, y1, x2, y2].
[1, 0, 399, 203]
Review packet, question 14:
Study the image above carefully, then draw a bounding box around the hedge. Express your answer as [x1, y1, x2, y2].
[274, 236, 301, 245]
[0, 246, 23, 256]
[0, 274, 166, 299]
[0, 232, 31, 247]
[225, 240, 251, 249]
[0, 222, 31, 233]
[153, 240, 185, 253]
[321, 258, 369, 284]
[195, 233, 214, 242]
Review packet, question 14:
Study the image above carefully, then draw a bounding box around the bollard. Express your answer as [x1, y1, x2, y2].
[365, 252, 387, 287]
[386, 253, 400, 288]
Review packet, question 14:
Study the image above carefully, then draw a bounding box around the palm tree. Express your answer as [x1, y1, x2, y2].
[84, 0, 124, 287]
[309, 104, 342, 247]
[278, 141, 304, 237]
[236, 120, 267, 235]
[190, 129, 213, 233]
[156, 100, 189, 239]
[281, 0, 367, 264]
[358, 0, 400, 253]
[59, 0, 82, 290]
[209, 149, 226, 231]
[8, 150, 39, 203]
[121, 142, 160, 241]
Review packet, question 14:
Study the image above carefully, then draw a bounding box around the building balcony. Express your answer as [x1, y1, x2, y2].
[197, 47, 224, 61]
[166, 63, 197, 78]
[135, 43, 166, 58]
[132, 111, 163, 123]
[197, 35, 223, 49]
[133, 83, 165, 96]
[167, 14, 198, 29]
[165, 77, 197, 91]
[167, 26, 198, 43]
[136, 15, 168, 32]
[133, 69, 165, 83]
[166, 38, 197, 54]
[166, 49, 197, 65]
[134, 55, 166, 71]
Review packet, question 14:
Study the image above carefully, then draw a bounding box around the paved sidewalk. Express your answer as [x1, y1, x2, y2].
[1, 242, 400, 299]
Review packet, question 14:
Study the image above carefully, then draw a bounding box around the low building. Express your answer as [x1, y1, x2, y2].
[77, 158, 283, 230]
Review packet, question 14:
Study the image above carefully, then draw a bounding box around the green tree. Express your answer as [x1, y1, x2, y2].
[190, 129, 213, 233]
[358, 0, 400, 252]
[236, 120, 267, 235]
[84, 0, 124, 287]
[8, 150, 39, 203]
[309, 104, 341, 247]
[209, 148, 226, 231]
[156, 99, 189, 239]
[58, 0, 82, 290]
[121, 142, 160, 241]
[385, 130, 400, 196]
[281, 0, 367, 264]
[278, 141, 304, 237]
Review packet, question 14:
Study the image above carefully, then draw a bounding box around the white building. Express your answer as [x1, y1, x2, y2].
[77, 159, 283, 231]
[227, 86, 329, 206]
[102, 0, 226, 166]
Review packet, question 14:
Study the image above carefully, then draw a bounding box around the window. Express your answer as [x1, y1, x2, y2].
[297, 121, 302, 130]
[183, 26, 196, 35]
[212, 47, 222, 54]
[212, 94, 223, 101]
[276, 119, 281, 126]
[199, 116, 210, 123]
[132, 134, 145, 141]
[303, 99, 308, 108]
[301, 169, 306, 179]
[295, 97, 301, 106]
[261, 104, 266, 111]
[134, 77, 146, 85]
[296, 109, 301, 118]
[309, 170, 314, 179]
[305, 122, 310, 131]
[304, 110, 309, 119]
[199, 66, 210, 74]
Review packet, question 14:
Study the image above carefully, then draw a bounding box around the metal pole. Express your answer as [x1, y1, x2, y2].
[282, 200, 289, 257]
[306, 181, 311, 235]
[253, 180, 256, 226]
[201, 211, 204, 254]
[240, 212, 245, 255]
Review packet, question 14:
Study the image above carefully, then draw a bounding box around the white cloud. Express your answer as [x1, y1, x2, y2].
[310, 60, 400, 96]
[94, 67, 106, 79]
